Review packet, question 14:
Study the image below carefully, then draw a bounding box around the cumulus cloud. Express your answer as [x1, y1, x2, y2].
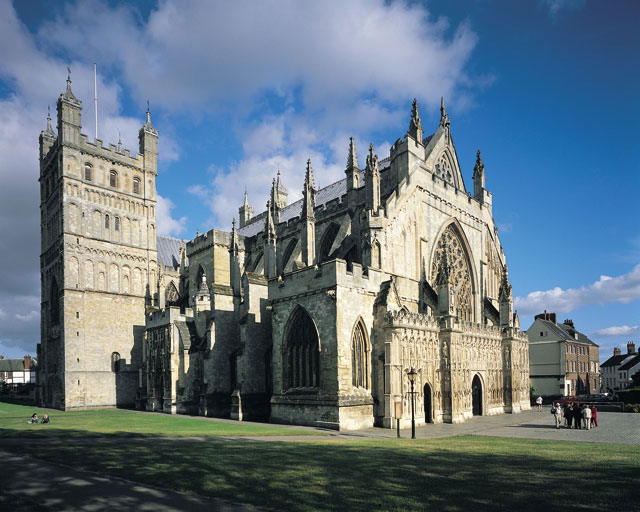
[515, 264, 640, 315]
[592, 325, 640, 338]
[15, 311, 39, 322]
[156, 195, 187, 236]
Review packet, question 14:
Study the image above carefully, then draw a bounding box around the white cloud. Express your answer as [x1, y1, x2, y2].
[592, 325, 640, 338]
[37, 0, 479, 115]
[540, 0, 586, 20]
[15, 311, 39, 322]
[515, 264, 640, 315]
[156, 195, 187, 236]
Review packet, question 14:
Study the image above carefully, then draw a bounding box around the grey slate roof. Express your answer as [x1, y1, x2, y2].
[157, 235, 184, 269]
[601, 354, 633, 368]
[617, 354, 640, 371]
[0, 359, 30, 372]
[531, 319, 598, 346]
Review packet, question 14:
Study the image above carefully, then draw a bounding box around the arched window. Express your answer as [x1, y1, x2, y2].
[50, 277, 60, 326]
[133, 177, 140, 194]
[111, 352, 121, 373]
[84, 164, 92, 181]
[110, 170, 117, 188]
[319, 223, 340, 262]
[281, 239, 297, 273]
[435, 153, 454, 185]
[115, 217, 120, 232]
[284, 307, 319, 389]
[165, 281, 179, 305]
[105, 214, 110, 229]
[351, 319, 369, 389]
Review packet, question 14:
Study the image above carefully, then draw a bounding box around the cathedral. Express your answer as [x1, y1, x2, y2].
[38, 75, 530, 430]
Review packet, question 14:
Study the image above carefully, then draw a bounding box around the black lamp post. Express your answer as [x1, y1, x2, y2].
[408, 367, 417, 439]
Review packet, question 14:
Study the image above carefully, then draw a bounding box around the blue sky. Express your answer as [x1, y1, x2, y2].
[0, 0, 638, 362]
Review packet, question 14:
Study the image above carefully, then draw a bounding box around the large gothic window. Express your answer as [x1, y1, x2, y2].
[430, 224, 474, 321]
[284, 307, 320, 389]
[281, 239, 297, 273]
[351, 319, 370, 389]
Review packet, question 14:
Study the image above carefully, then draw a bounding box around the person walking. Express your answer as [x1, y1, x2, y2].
[573, 403, 583, 429]
[566, 404, 573, 428]
[582, 404, 592, 430]
[591, 405, 598, 428]
[536, 395, 543, 412]
[552, 403, 562, 429]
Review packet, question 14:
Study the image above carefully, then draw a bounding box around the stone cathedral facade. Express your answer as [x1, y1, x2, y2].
[39, 76, 530, 429]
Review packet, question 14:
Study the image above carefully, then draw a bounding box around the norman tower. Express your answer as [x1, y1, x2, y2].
[38, 72, 159, 409]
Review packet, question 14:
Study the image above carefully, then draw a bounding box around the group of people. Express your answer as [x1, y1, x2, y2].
[550, 402, 598, 430]
[27, 413, 49, 424]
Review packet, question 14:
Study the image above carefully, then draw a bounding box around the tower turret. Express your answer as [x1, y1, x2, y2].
[499, 265, 514, 328]
[56, 68, 82, 146]
[472, 150, 492, 209]
[365, 144, 380, 212]
[345, 137, 360, 192]
[301, 159, 316, 266]
[264, 201, 277, 278]
[407, 98, 423, 142]
[39, 106, 57, 160]
[138, 102, 158, 174]
[239, 190, 254, 228]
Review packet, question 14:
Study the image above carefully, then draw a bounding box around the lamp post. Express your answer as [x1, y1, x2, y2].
[407, 367, 417, 439]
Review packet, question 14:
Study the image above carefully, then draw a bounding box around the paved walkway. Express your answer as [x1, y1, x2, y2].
[2, 408, 638, 511]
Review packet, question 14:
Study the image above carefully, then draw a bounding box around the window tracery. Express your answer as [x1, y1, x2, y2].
[431, 224, 473, 321]
[285, 307, 319, 389]
[434, 153, 454, 185]
[351, 320, 370, 389]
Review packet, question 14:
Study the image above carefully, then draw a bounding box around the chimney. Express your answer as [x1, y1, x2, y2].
[535, 311, 557, 323]
[628, 341, 636, 354]
[563, 319, 574, 328]
[613, 347, 621, 356]
[23, 355, 31, 370]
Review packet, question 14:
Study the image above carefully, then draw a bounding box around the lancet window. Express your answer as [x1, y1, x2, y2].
[285, 307, 320, 389]
[84, 163, 92, 181]
[165, 281, 179, 305]
[351, 319, 370, 389]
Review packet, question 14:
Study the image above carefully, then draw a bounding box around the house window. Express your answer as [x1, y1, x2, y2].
[133, 177, 140, 194]
[110, 170, 117, 188]
[84, 164, 92, 181]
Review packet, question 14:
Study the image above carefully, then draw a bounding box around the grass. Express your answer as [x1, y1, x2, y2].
[6, 435, 639, 511]
[0, 401, 320, 438]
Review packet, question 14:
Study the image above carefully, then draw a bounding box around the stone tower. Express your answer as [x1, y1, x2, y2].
[38, 72, 159, 409]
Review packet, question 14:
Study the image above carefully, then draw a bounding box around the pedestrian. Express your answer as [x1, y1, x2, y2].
[591, 405, 598, 428]
[582, 404, 592, 430]
[552, 402, 562, 429]
[536, 395, 543, 412]
[573, 403, 582, 429]
[566, 404, 573, 428]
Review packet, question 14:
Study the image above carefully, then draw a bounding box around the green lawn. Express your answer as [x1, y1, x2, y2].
[7, 435, 638, 511]
[0, 401, 319, 438]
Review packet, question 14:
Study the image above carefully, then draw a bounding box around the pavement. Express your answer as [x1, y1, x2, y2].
[1, 407, 638, 511]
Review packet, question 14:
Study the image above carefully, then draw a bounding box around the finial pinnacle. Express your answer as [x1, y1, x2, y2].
[67, 66, 71, 82]
[47, 105, 51, 120]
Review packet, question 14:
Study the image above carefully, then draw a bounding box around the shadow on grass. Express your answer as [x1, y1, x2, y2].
[11, 437, 638, 512]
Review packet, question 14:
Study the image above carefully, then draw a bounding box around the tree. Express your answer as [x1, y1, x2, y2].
[631, 369, 640, 388]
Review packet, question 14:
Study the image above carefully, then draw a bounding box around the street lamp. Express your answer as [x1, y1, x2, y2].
[407, 367, 417, 439]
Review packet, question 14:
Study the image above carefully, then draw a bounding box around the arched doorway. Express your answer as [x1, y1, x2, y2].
[423, 383, 432, 423]
[472, 375, 482, 416]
